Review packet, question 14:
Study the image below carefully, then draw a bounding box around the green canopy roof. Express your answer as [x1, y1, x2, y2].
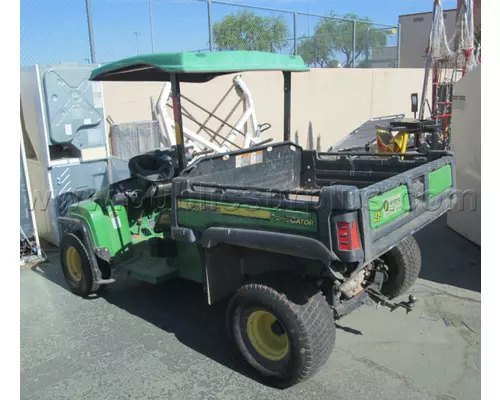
[89, 51, 309, 82]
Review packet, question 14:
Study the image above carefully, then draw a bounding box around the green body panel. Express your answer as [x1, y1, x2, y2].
[428, 165, 452, 199]
[90, 51, 309, 82]
[68, 200, 163, 259]
[368, 186, 410, 229]
[69, 199, 203, 284]
[177, 199, 318, 233]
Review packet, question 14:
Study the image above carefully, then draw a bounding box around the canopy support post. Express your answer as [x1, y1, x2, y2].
[283, 71, 291, 141]
[170, 73, 186, 170]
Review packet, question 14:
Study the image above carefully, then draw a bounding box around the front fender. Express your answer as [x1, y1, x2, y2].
[67, 200, 132, 259]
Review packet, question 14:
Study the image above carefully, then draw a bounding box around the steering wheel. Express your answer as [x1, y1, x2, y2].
[128, 153, 175, 184]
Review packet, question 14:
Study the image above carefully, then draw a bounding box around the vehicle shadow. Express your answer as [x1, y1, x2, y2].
[413, 215, 481, 293]
[335, 324, 363, 335]
[32, 256, 361, 388]
[104, 278, 270, 383]
[32, 258, 266, 382]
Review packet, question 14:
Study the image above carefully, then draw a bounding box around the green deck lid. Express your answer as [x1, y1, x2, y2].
[89, 51, 309, 82]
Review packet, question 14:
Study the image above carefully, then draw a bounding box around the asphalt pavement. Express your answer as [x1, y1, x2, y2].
[21, 216, 480, 400]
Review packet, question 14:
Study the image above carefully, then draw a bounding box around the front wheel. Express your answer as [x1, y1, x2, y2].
[60, 233, 100, 297]
[227, 274, 336, 387]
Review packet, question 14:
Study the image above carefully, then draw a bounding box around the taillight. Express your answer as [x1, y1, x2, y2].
[336, 221, 360, 251]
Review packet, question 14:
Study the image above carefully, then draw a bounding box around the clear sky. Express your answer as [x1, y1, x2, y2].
[20, 0, 458, 66]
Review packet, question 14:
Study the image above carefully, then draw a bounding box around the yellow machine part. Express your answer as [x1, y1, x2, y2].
[376, 128, 409, 157]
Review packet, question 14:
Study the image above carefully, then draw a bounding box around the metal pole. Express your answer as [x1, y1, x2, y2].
[396, 23, 401, 68]
[207, 0, 213, 51]
[419, 0, 439, 120]
[307, 0, 310, 35]
[170, 73, 186, 171]
[133, 31, 140, 55]
[283, 71, 291, 141]
[293, 12, 297, 55]
[352, 20, 356, 68]
[85, 0, 96, 63]
[366, 27, 370, 65]
[314, 36, 318, 67]
[148, 0, 155, 53]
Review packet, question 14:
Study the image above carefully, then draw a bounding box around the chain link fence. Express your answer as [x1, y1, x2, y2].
[21, 0, 399, 68]
[21, 0, 91, 65]
[364, 23, 400, 68]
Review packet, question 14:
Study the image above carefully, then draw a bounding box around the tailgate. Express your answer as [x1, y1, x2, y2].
[359, 155, 456, 263]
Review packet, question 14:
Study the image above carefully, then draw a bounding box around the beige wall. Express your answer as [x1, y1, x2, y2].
[103, 68, 429, 150]
[103, 81, 164, 124]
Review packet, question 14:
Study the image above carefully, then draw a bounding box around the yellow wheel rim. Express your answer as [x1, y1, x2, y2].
[65, 247, 83, 281]
[246, 310, 289, 361]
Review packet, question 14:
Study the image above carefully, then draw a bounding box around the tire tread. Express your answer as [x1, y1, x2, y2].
[228, 275, 335, 385]
[382, 235, 421, 298]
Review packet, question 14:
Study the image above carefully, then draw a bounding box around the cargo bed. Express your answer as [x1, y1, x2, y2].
[170, 142, 455, 266]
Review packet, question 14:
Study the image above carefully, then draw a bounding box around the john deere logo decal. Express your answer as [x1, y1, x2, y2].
[383, 195, 402, 217]
[369, 185, 410, 229]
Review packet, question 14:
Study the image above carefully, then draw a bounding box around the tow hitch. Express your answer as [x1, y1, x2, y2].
[333, 271, 418, 318]
[366, 288, 418, 314]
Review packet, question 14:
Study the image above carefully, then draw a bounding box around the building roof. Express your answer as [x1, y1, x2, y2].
[89, 51, 309, 83]
[398, 8, 456, 18]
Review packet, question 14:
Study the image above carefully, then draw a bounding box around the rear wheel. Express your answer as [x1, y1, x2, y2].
[381, 235, 421, 299]
[60, 233, 100, 297]
[227, 274, 336, 386]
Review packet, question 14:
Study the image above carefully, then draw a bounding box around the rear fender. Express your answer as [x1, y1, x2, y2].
[201, 228, 337, 304]
[200, 227, 339, 265]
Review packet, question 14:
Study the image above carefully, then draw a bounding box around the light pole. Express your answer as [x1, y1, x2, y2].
[148, 0, 155, 53]
[85, 0, 96, 63]
[307, 0, 310, 36]
[133, 31, 141, 55]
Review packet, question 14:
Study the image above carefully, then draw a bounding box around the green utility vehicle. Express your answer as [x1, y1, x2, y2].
[59, 51, 456, 386]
